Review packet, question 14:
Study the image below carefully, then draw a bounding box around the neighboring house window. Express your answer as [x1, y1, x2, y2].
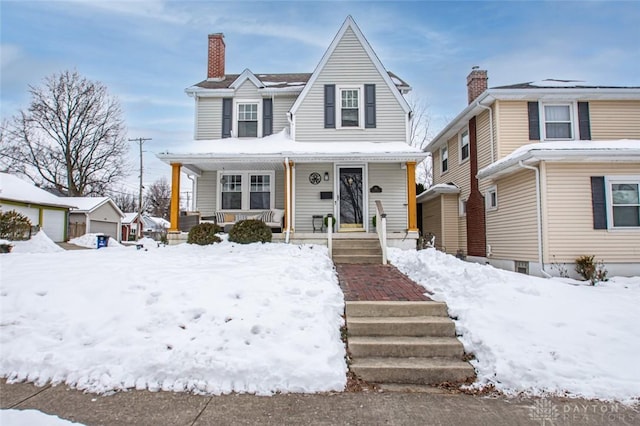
[441, 145, 448, 174]
[221, 174, 242, 210]
[341, 88, 359, 127]
[218, 171, 275, 211]
[250, 175, 271, 210]
[459, 129, 469, 163]
[608, 177, 640, 228]
[459, 198, 467, 216]
[237, 103, 258, 137]
[486, 186, 497, 211]
[542, 104, 573, 140]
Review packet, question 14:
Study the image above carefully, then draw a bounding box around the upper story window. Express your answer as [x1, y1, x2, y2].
[486, 186, 498, 211]
[459, 129, 470, 163]
[340, 88, 360, 127]
[440, 145, 449, 174]
[237, 103, 258, 137]
[543, 104, 573, 140]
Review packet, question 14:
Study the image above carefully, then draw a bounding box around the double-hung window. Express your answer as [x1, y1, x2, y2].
[608, 178, 640, 228]
[543, 104, 573, 140]
[441, 145, 449, 174]
[486, 186, 497, 211]
[237, 103, 258, 137]
[340, 88, 360, 127]
[459, 129, 470, 163]
[219, 171, 274, 211]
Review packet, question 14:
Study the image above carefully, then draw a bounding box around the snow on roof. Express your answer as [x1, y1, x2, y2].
[416, 183, 460, 203]
[142, 216, 170, 229]
[0, 173, 76, 208]
[478, 140, 640, 179]
[122, 213, 140, 224]
[158, 129, 425, 158]
[65, 197, 125, 217]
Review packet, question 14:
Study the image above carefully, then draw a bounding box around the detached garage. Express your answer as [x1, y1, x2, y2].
[66, 197, 124, 241]
[0, 173, 75, 242]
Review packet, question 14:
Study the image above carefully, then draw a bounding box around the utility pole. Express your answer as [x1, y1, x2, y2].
[128, 137, 152, 227]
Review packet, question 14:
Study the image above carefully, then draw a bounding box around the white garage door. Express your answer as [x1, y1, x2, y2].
[90, 220, 118, 239]
[42, 209, 66, 242]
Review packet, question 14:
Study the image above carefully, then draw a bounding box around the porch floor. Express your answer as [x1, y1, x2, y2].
[336, 264, 432, 302]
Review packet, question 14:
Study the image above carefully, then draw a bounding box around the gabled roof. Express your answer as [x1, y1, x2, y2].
[416, 183, 460, 204]
[122, 212, 142, 224]
[290, 16, 411, 115]
[65, 197, 125, 218]
[229, 69, 266, 90]
[0, 173, 76, 209]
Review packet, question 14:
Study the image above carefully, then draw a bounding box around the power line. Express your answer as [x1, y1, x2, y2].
[128, 137, 152, 221]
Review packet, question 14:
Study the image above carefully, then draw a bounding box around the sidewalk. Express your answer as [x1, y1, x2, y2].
[2, 379, 637, 426]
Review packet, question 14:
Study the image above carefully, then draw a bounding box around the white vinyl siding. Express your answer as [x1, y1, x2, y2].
[294, 27, 406, 142]
[544, 163, 640, 263]
[91, 203, 122, 223]
[273, 96, 296, 134]
[195, 172, 217, 216]
[196, 97, 222, 140]
[589, 100, 640, 140]
[294, 163, 335, 232]
[235, 79, 260, 98]
[442, 194, 460, 254]
[367, 163, 408, 232]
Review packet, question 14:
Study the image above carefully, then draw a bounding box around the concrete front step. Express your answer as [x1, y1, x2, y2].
[333, 255, 382, 264]
[346, 301, 448, 318]
[333, 247, 382, 257]
[349, 336, 464, 358]
[350, 357, 475, 385]
[333, 239, 382, 249]
[347, 316, 456, 337]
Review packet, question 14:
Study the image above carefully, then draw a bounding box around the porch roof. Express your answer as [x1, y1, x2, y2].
[156, 130, 429, 174]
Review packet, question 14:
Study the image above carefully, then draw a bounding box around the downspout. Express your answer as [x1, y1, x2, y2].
[284, 157, 291, 243]
[477, 102, 494, 163]
[518, 161, 552, 278]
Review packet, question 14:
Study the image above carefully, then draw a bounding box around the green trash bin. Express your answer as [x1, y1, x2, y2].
[97, 235, 110, 249]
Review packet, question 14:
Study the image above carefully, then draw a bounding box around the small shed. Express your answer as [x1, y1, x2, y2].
[0, 173, 76, 242]
[66, 197, 124, 241]
[122, 212, 144, 241]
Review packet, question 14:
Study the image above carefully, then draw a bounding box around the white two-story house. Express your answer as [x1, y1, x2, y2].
[158, 16, 427, 248]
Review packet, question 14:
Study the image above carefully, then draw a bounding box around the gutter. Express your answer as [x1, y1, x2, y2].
[518, 161, 551, 278]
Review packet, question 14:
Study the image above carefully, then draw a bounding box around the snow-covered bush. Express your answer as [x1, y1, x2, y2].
[0, 210, 32, 241]
[187, 222, 222, 245]
[228, 219, 272, 244]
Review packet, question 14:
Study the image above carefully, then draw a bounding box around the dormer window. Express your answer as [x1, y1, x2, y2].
[340, 88, 360, 127]
[237, 103, 258, 137]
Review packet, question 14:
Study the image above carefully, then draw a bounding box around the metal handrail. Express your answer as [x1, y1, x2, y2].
[375, 200, 388, 264]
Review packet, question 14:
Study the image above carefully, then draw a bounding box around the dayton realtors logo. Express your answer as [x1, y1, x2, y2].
[529, 399, 559, 425]
[529, 399, 635, 425]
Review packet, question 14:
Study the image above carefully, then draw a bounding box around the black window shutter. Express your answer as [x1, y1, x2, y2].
[222, 98, 232, 138]
[527, 101, 540, 140]
[578, 102, 591, 140]
[364, 84, 376, 128]
[324, 84, 335, 128]
[263, 98, 273, 136]
[590, 176, 607, 229]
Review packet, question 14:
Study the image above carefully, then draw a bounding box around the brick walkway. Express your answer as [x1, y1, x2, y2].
[336, 264, 432, 301]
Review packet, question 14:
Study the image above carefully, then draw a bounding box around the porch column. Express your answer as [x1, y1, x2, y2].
[406, 161, 418, 232]
[169, 162, 181, 232]
[283, 160, 294, 232]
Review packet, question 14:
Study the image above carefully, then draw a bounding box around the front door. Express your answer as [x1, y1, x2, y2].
[338, 166, 364, 231]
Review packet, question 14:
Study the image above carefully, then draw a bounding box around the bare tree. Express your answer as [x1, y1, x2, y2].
[0, 119, 25, 174]
[145, 177, 172, 219]
[407, 94, 434, 189]
[3, 70, 128, 195]
[110, 188, 139, 213]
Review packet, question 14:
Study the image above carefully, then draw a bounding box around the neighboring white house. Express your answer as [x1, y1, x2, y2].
[66, 197, 124, 241]
[157, 16, 428, 248]
[0, 173, 76, 242]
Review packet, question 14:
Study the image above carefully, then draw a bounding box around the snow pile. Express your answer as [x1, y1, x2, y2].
[5, 231, 64, 254]
[0, 410, 84, 426]
[68, 233, 122, 249]
[0, 242, 346, 395]
[389, 247, 640, 403]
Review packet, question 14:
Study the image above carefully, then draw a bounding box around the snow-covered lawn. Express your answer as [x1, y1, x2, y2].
[0, 410, 84, 426]
[0, 235, 346, 395]
[389, 247, 640, 403]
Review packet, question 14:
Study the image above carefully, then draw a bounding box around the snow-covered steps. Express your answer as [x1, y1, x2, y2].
[346, 301, 475, 386]
[332, 238, 382, 264]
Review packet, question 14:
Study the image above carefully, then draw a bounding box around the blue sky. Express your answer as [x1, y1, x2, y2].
[2, 0, 639, 193]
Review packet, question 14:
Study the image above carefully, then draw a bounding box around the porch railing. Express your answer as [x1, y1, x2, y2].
[326, 213, 333, 259]
[375, 200, 388, 264]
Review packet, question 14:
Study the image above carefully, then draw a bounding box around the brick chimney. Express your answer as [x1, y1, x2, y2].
[467, 66, 488, 104]
[207, 33, 225, 81]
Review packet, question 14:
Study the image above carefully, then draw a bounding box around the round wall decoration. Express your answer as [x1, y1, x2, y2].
[309, 172, 321, 185]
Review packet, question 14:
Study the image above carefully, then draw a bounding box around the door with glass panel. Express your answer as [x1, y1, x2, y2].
[338, 166, 364, 231]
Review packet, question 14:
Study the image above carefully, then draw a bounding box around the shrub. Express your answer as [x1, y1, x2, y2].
[228, 219, 272, 244]
[187, 222, 222, 245]
[0, 210, 32, 240]
[371, 215, 376, 228]
[575, 255, 608, 285]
